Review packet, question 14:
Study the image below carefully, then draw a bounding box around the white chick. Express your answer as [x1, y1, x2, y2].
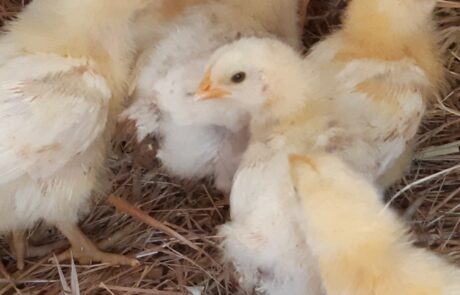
[122, 0, 307, 192]
[195, 38, 327, 295]
[0, 0, 150, 268]
[289, 153, 460, 295]
[128, 0, 209, 94]
[193, 0, 442, 288]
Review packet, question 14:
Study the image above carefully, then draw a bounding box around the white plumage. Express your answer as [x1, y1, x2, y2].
[0, 0, 151, 267]
[0, 55, 110, 236]
[123, 0, 306, 192]
[197, 38, 325, 295]
[0, 54, 110, 187]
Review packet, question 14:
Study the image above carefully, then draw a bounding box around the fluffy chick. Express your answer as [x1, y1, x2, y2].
[289, 153, 460, 295]
[122, 0, 307, 192]
[0, 0, 150, 268]
[195, 38, 328, 295]
[193, 0, 442, 288]
[303, 0, 443, 184]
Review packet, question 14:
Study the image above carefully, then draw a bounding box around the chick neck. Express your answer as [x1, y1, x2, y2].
[248, 73, 309, 143]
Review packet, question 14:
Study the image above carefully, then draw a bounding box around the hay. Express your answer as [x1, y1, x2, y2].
[0, 0, 459, 294]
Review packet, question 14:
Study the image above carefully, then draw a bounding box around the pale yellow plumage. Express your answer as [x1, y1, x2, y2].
[0, 0, 153, 268]
[289, 153, 460, 295]
[193, 0, 442, 293]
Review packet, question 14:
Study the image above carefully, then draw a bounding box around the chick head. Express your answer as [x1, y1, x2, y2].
[195, 37, 306, 119]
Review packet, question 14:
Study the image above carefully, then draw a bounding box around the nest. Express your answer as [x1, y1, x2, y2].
[0, 0, 459, 294]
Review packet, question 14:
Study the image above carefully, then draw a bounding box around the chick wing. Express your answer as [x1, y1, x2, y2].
[0, 54, 110, 184]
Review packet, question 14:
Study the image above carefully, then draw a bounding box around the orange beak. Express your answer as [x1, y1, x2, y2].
[195, 69, 230, 101]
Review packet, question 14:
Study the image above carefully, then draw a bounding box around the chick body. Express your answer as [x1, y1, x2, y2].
[205, 39, 329, 294]
[290, 153, 460, 295]
[123, 0, 305, 192]
[0, 0, 148, 266]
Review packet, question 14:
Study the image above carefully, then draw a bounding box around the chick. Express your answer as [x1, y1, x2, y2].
[301, 0, 443, 183]
[193, 0, 442, 289]
[0, 0, 150, 268]
[122, 0, 308, 192]
[289, 153, 460, 295]
[195, 38, 327, 295]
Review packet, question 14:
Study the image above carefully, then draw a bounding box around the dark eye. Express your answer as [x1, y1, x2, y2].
[231, 72, 246, 83]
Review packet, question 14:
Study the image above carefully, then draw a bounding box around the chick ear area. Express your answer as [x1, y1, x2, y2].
[259, 72, 269, 93]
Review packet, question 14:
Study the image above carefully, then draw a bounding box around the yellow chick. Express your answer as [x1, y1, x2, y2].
[301, 0, 443, 183]
[0, 0, 150, 268]
[193, 0, 442, 291]
[289, 153, 460, 295]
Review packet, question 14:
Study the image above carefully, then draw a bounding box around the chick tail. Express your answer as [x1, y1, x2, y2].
[339, 0, 444, 88]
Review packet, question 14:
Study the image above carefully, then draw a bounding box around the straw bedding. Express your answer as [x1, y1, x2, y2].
[0, 0, 458, 294]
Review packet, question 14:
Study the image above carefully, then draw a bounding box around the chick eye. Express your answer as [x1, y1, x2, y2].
[231, 72, 246, 84]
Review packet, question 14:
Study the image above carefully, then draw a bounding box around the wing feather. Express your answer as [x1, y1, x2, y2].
[0, 54, 111, 184]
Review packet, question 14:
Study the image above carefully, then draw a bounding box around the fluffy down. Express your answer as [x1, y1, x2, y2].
[0, 54, 110, 231]
[194, 0, 442, 293]
[290, 153, 460, 295]
[198, 39, 326, 295]
[0, 0, 151, 267]
[123, 0, 306, 192]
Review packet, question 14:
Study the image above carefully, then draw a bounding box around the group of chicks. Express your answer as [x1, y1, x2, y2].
[0, 0, 458, 294]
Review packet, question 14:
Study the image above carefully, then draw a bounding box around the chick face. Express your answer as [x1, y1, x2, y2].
[194, 38, 296, 115]
[194, 47, 269, 115]
[194, 38, 306, 119]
